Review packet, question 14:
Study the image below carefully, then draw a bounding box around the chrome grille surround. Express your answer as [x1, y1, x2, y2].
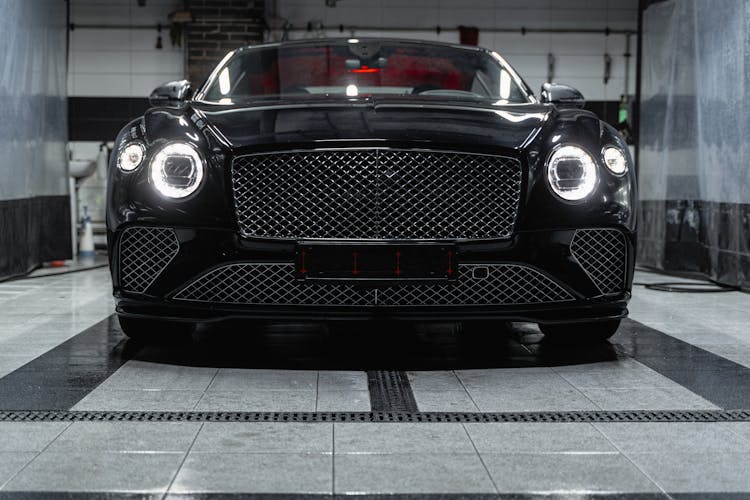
[172, 263, 574, 306]
[119, 227, 179, 294]
[231, 149, 523, 240]
[571, 228, 627, 295]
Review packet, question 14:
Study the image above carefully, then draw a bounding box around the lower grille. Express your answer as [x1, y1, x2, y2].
[378, 265, 574, 306]
[173, 263, 574, 306]
[119, 227, 179, 294]
[571, 228, 627, 295]
[173, 263, 372, 306]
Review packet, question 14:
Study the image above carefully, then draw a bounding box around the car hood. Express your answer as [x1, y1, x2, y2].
[190, 98, 553, 153]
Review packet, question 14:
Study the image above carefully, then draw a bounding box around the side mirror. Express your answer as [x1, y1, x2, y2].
[540, 82, 585, 109]
[149, 80, 192, 107]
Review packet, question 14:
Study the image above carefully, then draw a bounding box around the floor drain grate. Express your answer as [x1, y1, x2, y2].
[1, 410, 749, 423]
[367, 370, 419, 412]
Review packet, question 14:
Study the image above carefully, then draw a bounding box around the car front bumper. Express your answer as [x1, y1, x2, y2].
[110, 225, 635, 325]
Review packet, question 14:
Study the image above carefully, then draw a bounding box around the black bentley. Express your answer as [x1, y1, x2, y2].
[107, 38, 636, 342]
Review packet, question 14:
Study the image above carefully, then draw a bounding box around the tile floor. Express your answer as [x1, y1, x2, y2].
[0, 269, 749, 497]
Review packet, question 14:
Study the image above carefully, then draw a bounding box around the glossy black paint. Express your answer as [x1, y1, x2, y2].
[107, 99, 636, 234]
[106, 39, 637, 325]
[110, 226, 634, 322]
[540, 82, 587, 108]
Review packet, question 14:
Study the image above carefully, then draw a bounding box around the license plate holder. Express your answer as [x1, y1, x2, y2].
[295, 243, 458, 282]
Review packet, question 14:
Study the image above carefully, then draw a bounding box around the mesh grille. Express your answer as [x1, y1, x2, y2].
[378, 264, 574, 306]
[231, 149, 522, 240]
[174, 263, 373, 305]
[571, 228, 627, 295]
[119, 227, 179, 294]
[173, 263, 573, 306]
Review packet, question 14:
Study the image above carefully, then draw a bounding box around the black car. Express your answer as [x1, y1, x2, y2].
[107, 38, 636, 342]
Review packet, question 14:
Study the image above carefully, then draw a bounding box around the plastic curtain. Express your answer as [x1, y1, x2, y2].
[638, 0, 750, 289]
[0, 0, 69, 277]
[0, 0, 68, 200]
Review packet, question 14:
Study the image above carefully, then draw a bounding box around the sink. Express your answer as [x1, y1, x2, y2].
[69, 159, 97, 179]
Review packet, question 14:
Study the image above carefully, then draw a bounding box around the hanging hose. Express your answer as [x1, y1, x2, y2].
[633, 266, 742, 293]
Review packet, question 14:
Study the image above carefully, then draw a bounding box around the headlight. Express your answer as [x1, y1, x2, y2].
[150, 142, 204, 198]
[602, 146, 628, 175]
[546, 145, 597, 201]
[117, 142, 145, 172]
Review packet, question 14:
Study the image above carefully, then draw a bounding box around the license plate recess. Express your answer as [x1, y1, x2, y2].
[295, 243, 458, 282]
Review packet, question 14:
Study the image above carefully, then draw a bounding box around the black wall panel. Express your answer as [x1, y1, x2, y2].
[0, 196, 73, 279]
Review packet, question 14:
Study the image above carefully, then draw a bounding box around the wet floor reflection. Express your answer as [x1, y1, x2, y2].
[125, 320, 619, 371]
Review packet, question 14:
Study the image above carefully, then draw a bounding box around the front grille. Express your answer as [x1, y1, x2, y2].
[571, 228, 627, 295]
[119, 227, 179, 294]
[173, 263, 574, 306]
[231, 149, 522, 240]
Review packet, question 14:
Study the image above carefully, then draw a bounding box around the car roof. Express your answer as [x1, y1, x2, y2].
[233, 37, 494, 55]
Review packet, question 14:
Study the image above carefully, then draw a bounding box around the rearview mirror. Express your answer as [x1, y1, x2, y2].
[149, 80, 192, 107]
[540, 83, 585, 109]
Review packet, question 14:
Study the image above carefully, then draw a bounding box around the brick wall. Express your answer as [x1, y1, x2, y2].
[187, 0, 265, 85]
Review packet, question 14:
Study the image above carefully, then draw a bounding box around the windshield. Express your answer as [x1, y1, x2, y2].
[199, 40, 531, 104]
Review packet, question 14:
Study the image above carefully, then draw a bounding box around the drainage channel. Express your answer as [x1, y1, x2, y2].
[1, 409, 749, 423]
[367, 370, 419, 412]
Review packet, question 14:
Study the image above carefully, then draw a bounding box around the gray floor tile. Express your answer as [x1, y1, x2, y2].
[316, 390, 371, 411]
[208, 369, 317, 391]
[698, 345, 750, 368]
[699, 345, 750, 358]
[595, 422, 750, 453]
[552, 358, 647, 372]
[170, 453, 332, 493]
[317, 371, 367, 391]
[414, 390, 480, 412]
[456, 367, 562, 391]
[482, 452, 660, 494]
[469, 386, 599, 412]
[334, 423, 475, 454]
[0, 342, 59, 357]
[580, 386, 719, 410]
[72, 390, 204, 411]
[194, 390, 316, 412]
[0, 453, 36, 489]
[724, 422, 750, 444]
[465, 422, 617, 454]
[556, 365, 681, 389]
[0, 422, 69, 452]
[99, 361, 217, 391]
[0, 357, 31, 378]
[628, 453, 750, 492]
[655, 328, 742, 346]
[335, 453, 495, 494]
[407, 370, 466, 392]
[3, 451, 184, 493]
[191, 422, 332, 453]
[46, 422, 202, 452]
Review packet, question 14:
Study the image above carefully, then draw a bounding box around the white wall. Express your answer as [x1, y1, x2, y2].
[69, 0, 186, 98]
[275, 0, 639, 101]
[69, 0, 638, 101]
